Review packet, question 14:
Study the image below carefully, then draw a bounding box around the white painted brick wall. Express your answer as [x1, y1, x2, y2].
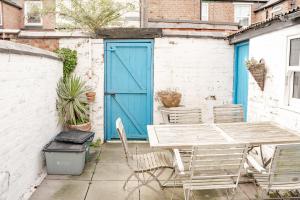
[59, 37, 234, 141]
[248, 24, 300, 130]
[154, 37, 234, 123]
[0, 41, 63, 200]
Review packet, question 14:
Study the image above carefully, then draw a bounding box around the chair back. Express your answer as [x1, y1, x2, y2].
[116, 118, 131, 161]
[161, 107, 202, 124]
[268, 144, 300, 189]
[213, 104, 244, 123]
[189, 144, 248, 187]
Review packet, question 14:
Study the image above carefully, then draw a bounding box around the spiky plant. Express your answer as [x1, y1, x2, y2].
[43, 0, 134, 37]
[57, 75, 90, 125]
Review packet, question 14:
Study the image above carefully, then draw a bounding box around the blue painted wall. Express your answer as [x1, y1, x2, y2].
[233, 41, 249, 120]
[104, 40, 153, 140]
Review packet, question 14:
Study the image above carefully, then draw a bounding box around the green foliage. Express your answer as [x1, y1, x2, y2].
[55, 48, 77, 79]
[46, 0, 134, 37]
[57, 75, 90, 126]
[90, 139, 101, 147]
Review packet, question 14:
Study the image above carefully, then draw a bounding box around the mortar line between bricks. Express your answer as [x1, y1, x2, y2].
[83, 146, 102, 200]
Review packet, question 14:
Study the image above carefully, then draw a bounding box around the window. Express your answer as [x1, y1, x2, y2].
[287, 36, 300, 106]
[24, 1, 43, 26]
[272, 5, 282, 17]
[234, 4, 251, 27]
[201, 2, 209, 21]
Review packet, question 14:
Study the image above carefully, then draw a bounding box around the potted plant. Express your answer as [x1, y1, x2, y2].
[57, 75, 91, 131]
[156, 89, 182, 108]
[86, 91, 96, 102]
[246, 58, 266, 91]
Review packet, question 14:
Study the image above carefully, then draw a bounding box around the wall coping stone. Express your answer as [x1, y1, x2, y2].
[0, 40, 60, 61]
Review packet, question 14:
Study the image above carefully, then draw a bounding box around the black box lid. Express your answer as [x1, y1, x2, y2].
[43, 141, 85, 152]
[55, 131, 95, 144]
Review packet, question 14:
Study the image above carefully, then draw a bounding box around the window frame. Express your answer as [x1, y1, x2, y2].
[201, 2, 209, 21]
[286, 35, 300, 107]
[233, 3, 252, 26]
[24, 0, 43, 26]
[272, 5, 282, 17]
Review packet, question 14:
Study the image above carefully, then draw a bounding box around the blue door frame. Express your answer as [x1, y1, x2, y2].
[233, 41, 249, 120]
[104, 39, 154, 141]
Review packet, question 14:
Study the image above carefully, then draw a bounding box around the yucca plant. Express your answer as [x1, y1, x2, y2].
[57, 75, 90, 126]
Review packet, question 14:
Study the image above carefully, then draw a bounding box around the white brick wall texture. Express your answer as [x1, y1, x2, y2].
[0, 41, 63, 200]
[153, 37, 234, 123]
[59, 37, 234, 141]
[248, 24, 300, 130]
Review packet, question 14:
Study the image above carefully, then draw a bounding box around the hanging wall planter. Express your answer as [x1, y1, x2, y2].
[246, 58, 266, 91]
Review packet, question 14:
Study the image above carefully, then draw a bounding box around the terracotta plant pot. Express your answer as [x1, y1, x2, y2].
[157, 92, 182, 108]
[67, 122, 91, 132]
[86, 92, 96, 103]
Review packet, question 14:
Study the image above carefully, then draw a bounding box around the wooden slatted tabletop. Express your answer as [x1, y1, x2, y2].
[147, 122, 300, 148]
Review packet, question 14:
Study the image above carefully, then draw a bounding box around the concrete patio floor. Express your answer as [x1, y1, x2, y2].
[30, 143, 259, 200]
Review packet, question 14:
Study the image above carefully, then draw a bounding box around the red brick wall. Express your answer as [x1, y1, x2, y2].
[14, 39, 59, 51]
[2, 0, 55, 30]
[207, 2, 234, 23]
[1, 2, 22, 29]
[148, 0, 200, 20]
[147, 0, 260, 24]
[253, 0, 292, 23]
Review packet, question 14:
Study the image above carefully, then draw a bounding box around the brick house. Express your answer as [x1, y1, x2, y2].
[0, 0, 55, 32]
[142, 0, 267, 28]
[254, 0, 300, 22]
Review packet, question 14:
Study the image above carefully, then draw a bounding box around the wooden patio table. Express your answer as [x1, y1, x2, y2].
[147, 122, 300, 149]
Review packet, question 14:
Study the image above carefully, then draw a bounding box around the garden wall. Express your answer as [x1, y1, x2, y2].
[0, 41, 62, 200]
[59, 37, 234, 141]
[248, 24, 300, 130]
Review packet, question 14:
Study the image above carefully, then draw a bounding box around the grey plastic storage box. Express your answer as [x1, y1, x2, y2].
[43, 141, 86, 175]
[55, 131, 95, 161]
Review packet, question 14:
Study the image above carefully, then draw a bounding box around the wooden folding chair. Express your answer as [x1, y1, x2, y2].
[174, 144, 249, 200]
[250, 144, 300, 199]
[116, 118, 174, 199]
[213, 104, 244, 123]
[161, 107, 202, 124]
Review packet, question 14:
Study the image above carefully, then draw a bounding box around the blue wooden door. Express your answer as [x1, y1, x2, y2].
[105, 40, 153, 140]
[233, 41, 249, 120]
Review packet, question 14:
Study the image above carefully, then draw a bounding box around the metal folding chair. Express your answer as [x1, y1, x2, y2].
[115, 118, 174, 199]
[161, 107, 202, 124]
[250, 144, 300, 199]
[213, 104, 244, 123]
[174, 144, 249, 200]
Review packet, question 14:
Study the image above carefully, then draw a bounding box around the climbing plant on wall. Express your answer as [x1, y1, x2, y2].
[55, 48, 77, 79]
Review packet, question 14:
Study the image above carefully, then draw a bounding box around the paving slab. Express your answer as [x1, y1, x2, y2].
[30, 143, 258, 200]
[29, 179, 89, 200]
[93, 163, 131, 181]
[85, 181, 139, 200]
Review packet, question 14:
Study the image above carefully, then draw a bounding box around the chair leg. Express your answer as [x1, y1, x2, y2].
[123, 172, 135, 190]
[125, 171, 166, 200]
[146, 169, 165, 189]
[230, 188, 237, 200]
[184, 188, 191, 200]
[161, 168, 175, 188]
